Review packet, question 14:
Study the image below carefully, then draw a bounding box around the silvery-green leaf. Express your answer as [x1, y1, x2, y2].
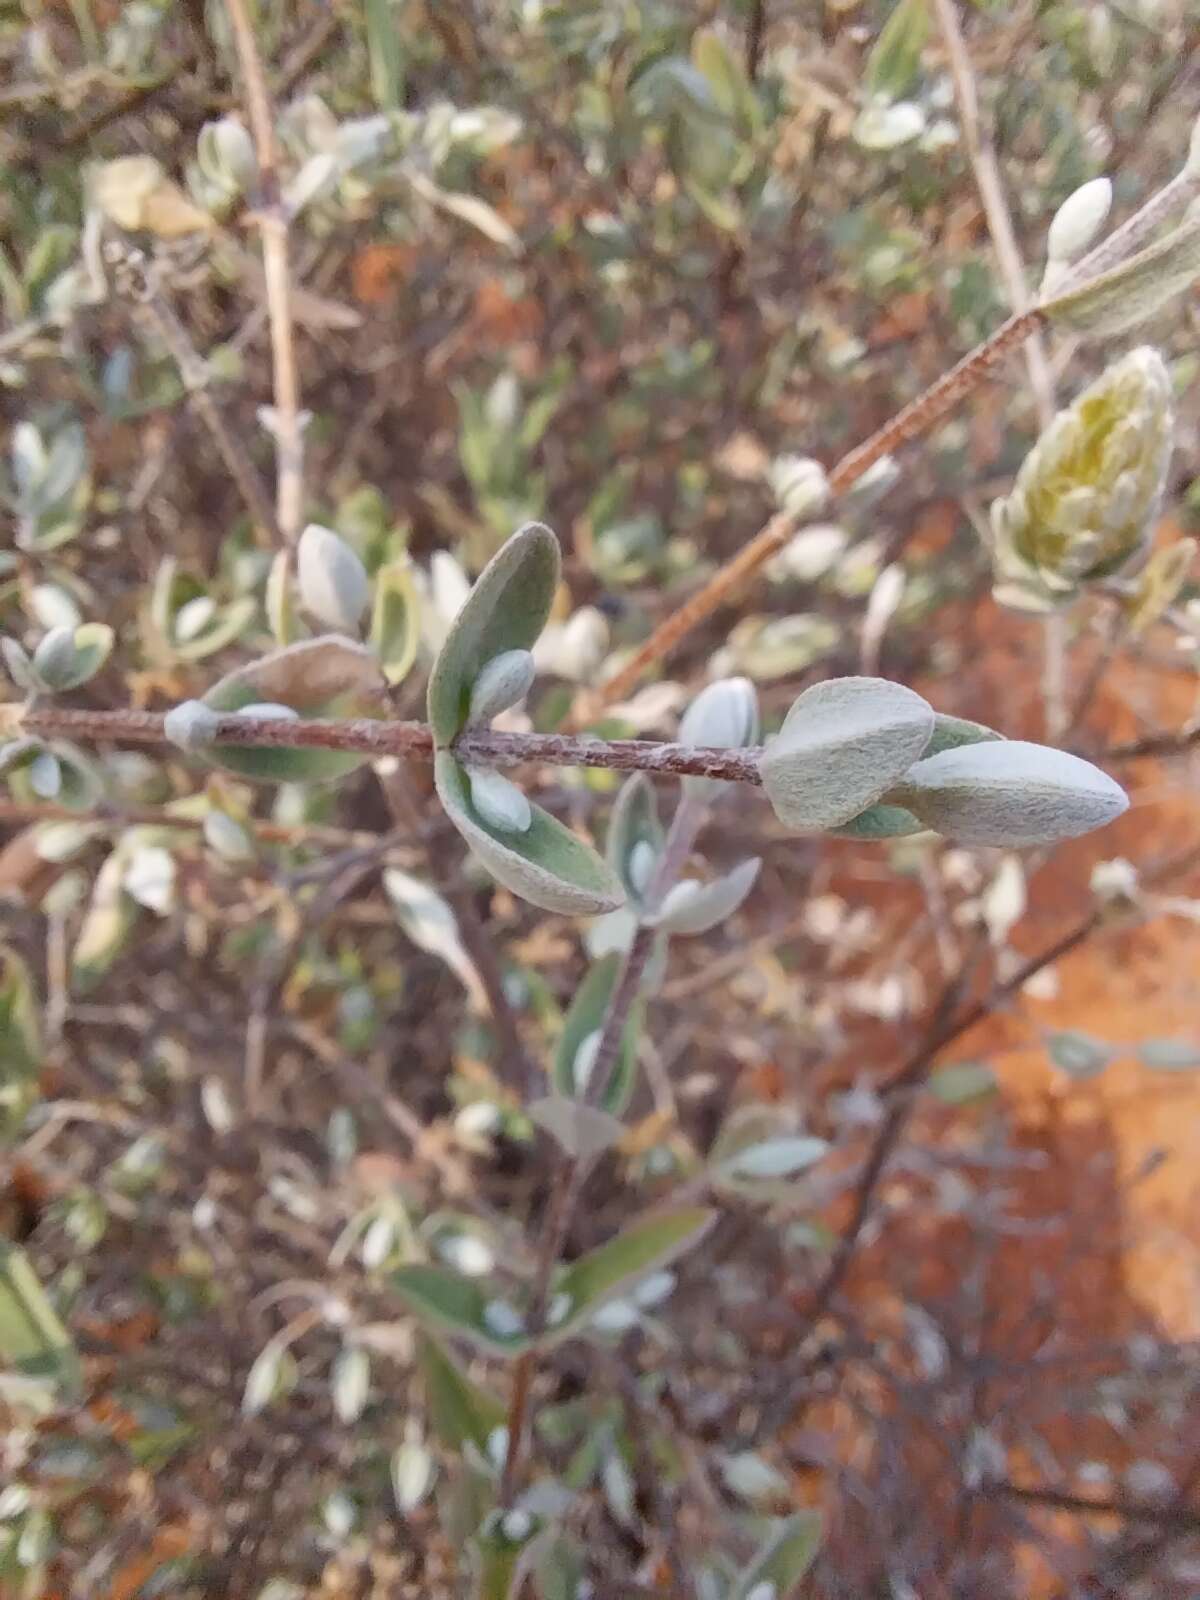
[31, 626, 78, 690]
[297, 523, 370, 634]
[201, 635, 387, 783]
[894, 740, 1128, 846]
[546, 1206, 716, 1345]
[71, 852, 135, 992]
[678, 676, 760, 799]
[369, 559, 420, 685]
[852, 99, 925, 150]
[1046, 1029, 1114, 1079]
[467, 648, 536, 725]
[242, 1338, 297, 1415]
[384, 867, 486, 1007]
[122, 844, 175, 915]
[284, 151, 339, 217]
[416, 1333, 506, 1453]
[732, 1512, 822, 1600]
[1047, 178, 1113, 266]
[529, 1095, 626, 1161]
[436, 752, 623, 916]
[203, 809, 255, 862]
[468, 766, 532, 834]
[551, 952, 640, 1113]
[29, 584, 82, 632]
[174, 595, 216, 644]
[1138, 1038, 1200, 1071]
[1042, 211, 1200, 337]
[9, 742, 103, 811]
[331, 1344, 370, 1423]
[759, 676, 934, 832]
[0, 1243, 78, 1391]
[392, 1438, 436, 1512]
[164, 700, 221, 751]
[471, 1514, 547, 1600]
[427, 522, 560, 745]
[2, 638, 37, 693]
[719, 1135, 829, 1181]
[606, 772, 665, 908]
[391, 1265, 532, 1357]
[654, 857, 760, 936]
[720, 1451, 791, 1504]
[29, 751, 60, 799]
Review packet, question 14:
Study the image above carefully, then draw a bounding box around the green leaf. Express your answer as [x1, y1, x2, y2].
[929, 1061, 998, 1104]
[428, 522, 560, 746]
[0, 1243, 79, 1392]
[732, 1511, 822, 1599]
[550, 1207, 716, 1341]
[1041, 212, 1200, 338]
[692, 27, 760, 128]
[471, 1516, 548, 1600]
[606, 773, 664, 908]
[369, 559, 420, 686]
[436, 753, 623, 916]
[417, 1333, 506, 1453]
[924, 713, 1003, 756]
[201, 636, 387, 784]
[365, 0, 405, 107]
[831, 802, 925, 839]
[552, 954, 639, 1114]
[0, 945, 41, 1140]
[865, 0, 930, 103]
[1138, 1038, 1200, 1071]
[1046, 1029, 1114, 1079]
[391, 1265, 532, 1358]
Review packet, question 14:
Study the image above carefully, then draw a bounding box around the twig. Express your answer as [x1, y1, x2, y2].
[499, 798, 705, 1505]
[118, 249, 280, 540]
[986, 1478, 1200, 1533]
[223, 0, 304, 546]
[586, 307, 1042, 714]
[933, 0, 1068, 743]
[5, 703, 769, 785]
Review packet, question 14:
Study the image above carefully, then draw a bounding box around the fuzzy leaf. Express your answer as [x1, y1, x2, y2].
[895, 741, 1128, 847]
[678, 676, 760, 800]
[428, 523, 560, 745]
[201, 635, 387, 783]
[551, 953, 639, 1113]
[831, 803, 925, 839]
[391, 1265, 532, 1357]
[1042, 211, 1200, 338]
[655, 857, 761, 936]
[298, 523, 370, 634]
[719, 1135, 829, 1181]
[529, 1095, 626, 1161]
[549, 1207, 716, 1341]
[417, 1333, 506, 1453]
[759, 677, 934, 832]
[436, 752, 623, 916]
[925, 713, 1003, 756]
[1138, 1038, 1200, 1071]
[606, 773, 665, 908]
[1046, 1029, 1114, 1079]
[929, 1061, 998, 1104]
[732, 1511, 822, 1600]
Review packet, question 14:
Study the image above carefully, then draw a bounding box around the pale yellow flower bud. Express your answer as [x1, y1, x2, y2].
[989, 347, 1173, 611]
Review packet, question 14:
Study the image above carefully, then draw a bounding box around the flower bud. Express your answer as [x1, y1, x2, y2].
[678, 676, 759, 800]
[197, 117, 257, 198]
[297, 522, 371, 634]
[989, 347, 1173, 612]
[164, 699, 221, 751]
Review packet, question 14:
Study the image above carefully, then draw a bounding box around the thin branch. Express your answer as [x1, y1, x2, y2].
[987, 1478, 1200, 1533]
[223, 0, 304, 547]
[586, 307, 1042, 715]
[5, 703, 768, 785]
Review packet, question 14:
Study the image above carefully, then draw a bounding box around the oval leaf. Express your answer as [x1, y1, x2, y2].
[436, 752, 623, 916]
[720, 1135, 829, 1181]
[606, 773, 665, 908]
[547, 1206, 716, 1345]
[655, 857, 761, 936]
[1041, 212, 1200, 339]
[369, 559, 421, 685]
[552, 953, 639, 1113]
[759, 676, 934, 832]
[427, 522, 560, 746]
[202, 635, 387, 783]
[391, 1264, 532, 1357]
[895, 741, 1128, 847]
[416, 1332, 506, 1453]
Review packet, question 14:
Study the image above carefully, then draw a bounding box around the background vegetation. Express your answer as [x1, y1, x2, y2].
[2, 0, 1200, 1596]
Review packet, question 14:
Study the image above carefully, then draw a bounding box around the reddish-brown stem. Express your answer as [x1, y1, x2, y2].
[588, 307, 1043, 714]
[6, 704, 766, 786]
